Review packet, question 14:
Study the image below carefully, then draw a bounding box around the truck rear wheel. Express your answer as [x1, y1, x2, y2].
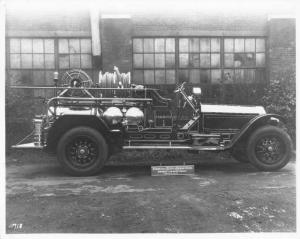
[57, 126, 108, 176]
[246, 125, 292, 171]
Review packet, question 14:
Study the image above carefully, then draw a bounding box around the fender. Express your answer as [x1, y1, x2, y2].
[227, 114, 286, 149]
[45, 115, 122, 152]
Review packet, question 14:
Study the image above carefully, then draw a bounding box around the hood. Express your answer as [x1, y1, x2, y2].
[201, 104, 266, 115]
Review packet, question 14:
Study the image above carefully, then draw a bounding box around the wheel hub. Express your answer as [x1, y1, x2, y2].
[255, 136, 284, 164]
[77, 146, 89, 158]
[67, 137, 98, 167]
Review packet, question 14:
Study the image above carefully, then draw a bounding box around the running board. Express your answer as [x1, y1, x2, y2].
[123, 145, 225, 150]
[11, 142, 44, 149]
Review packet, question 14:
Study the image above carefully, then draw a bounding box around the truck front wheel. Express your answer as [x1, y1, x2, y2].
[57, 126, 108, 176]
[246, 125, 292, 171]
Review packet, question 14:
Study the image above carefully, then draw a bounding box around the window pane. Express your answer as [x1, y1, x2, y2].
[190, 38, 199, 52]
[10, 39, 20, 53]
[33, 39, 44, 53]
[144, 39, 154, 52]
[211, 54, 220, 67]
[69, 39, 80, 53]
[10, 54, 21, 68]
[190, 53, 200, 68]
[234, 39, 244, 52]
[80, 39, 92, 53]
[234, 53, 255, 67]
[255, 69, 265, 83]
[45, 70, 55, 85]
[256, 39, 265, 52]
[144, 70, 154, 84]
[21, 54, 32, 68]
[223, 69, 234, 83]
[165, 54, 175, 68]
[155, 54, 165, 68]
[179, 54, 189, 68]
[244, 69, 255, 83]
[200, 54, 210, 67]
[178, 70, 189, 82]
[179, 38, 189, 52]
[144, 54, 154, 67]
[155, 70, 165, 84]
[59, 39, 69, 53]
[133, 70, 144, 84]
[166, 38, 175, 52]
[32, 70, 45, 86]
[59, 55, 69, 69]
[245, 39, 255, 52]
[211, 38, 220, 52]
[225, 54, 234, 67]
[190, 69, 200, 84]
[166, 70, 175, 84]
[133, 54, 143, 68]
[234, 69, 244, 83]
[211, 69, 222, 84]
[33, 54, 44, 68]
[70, 54, 80, 68]
[7, 70, 22, 85]
[155, 38, 165, 52]
[32, 71, 45, 97]
[200, 70, 210, 84]
[224, 39, 234, 52]
[44, 39, 54, 53]
[256, 53, 265, 67]
[21, 39, 32, 53]
[81, 54, 92, 68]
[45, 54, 55, 69]
[200, 38, 210, 52]
[133, 39, 143, 53]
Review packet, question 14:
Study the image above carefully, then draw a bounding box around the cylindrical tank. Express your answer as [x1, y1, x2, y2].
[103, 107, 123, 125]
[125, 107, 144, 125]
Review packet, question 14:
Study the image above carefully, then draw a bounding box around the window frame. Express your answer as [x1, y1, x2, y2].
[7, 37, 93, 71]
[132, 37, 177, 85]
[132, 36, 267, 85]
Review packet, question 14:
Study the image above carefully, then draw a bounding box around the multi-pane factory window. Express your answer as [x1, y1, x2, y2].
[58, 39, 92, 69]
[132, 37, 266, 85]
[7, 38, 93, 97]
[8, 38, 93, 71]
[178, 37, 221, 84]
[223, 38, 266, 84]
[132, 38, 176, 85]
[9, 38, 55, 69]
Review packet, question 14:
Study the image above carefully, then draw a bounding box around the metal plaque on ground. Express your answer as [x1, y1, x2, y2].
[151, 165, 195, 176]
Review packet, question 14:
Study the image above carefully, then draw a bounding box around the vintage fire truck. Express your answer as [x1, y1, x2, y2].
[12, 69, 292, 176]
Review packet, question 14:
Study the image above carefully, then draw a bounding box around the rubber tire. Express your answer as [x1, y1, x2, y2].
[57, 126, 108, 176]
[246, 125, 292, 171]
[231, 147, 249, 163]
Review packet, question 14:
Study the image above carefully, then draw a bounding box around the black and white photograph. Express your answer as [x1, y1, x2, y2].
[1, 0, 298, 237]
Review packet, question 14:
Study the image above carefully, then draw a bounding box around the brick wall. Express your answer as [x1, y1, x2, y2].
[132, 13, 267, 36]
[268, 18, 296, 81]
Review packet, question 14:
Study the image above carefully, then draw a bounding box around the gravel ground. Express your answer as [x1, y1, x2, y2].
[6, 150, 296, 233]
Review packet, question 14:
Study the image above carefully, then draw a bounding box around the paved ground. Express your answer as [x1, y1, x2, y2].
[6, 151, 296, 233]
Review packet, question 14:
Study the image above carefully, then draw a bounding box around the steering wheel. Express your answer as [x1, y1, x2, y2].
[174, 82, 186, 93]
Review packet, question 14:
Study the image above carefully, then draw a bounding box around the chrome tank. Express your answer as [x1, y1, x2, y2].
[125, 107, 144, 125]
[103, 107, 123, 125]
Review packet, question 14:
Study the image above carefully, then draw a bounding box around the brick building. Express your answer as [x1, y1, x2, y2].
[5, 2, 296, 104]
